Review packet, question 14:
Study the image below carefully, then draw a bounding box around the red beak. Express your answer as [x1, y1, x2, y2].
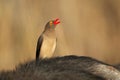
[53, 18, 60, 25]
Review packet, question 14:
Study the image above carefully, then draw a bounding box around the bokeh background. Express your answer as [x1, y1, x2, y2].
[0, 0, 120, 70]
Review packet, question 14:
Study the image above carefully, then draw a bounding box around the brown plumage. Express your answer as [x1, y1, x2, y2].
[36, 19, 60, 61]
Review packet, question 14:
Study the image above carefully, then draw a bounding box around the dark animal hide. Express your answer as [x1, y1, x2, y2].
[0, 55, 120, 80]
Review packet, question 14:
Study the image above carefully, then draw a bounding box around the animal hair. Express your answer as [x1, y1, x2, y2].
[0, 55, 120, 80]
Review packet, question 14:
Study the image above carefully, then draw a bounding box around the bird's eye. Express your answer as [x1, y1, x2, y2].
[49, 21, 53, 26]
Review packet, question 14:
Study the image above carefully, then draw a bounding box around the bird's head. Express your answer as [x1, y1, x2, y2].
[45, 18, 60, 30]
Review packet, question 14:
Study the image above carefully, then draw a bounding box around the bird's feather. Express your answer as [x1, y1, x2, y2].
[40, 35, 56, 58]
[36, 35, 43, 61]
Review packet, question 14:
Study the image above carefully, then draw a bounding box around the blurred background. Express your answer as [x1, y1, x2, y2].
[0, 0, 120, 70]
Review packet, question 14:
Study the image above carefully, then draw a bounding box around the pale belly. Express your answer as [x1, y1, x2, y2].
[40, 37, 56, 59]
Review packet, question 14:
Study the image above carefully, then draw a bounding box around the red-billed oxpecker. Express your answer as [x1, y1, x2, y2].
[36, 18, 60, 61]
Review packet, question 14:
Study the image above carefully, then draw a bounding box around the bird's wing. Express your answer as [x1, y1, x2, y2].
[36, 35, 43, 61]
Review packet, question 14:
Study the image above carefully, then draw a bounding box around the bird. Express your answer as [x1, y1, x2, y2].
[36, 18, 60, 61]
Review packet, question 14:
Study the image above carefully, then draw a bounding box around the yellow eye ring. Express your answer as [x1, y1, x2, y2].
[49, 21, 53, 26]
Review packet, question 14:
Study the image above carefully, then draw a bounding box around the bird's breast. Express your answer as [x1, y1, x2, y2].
[40, 36, 56, 58]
